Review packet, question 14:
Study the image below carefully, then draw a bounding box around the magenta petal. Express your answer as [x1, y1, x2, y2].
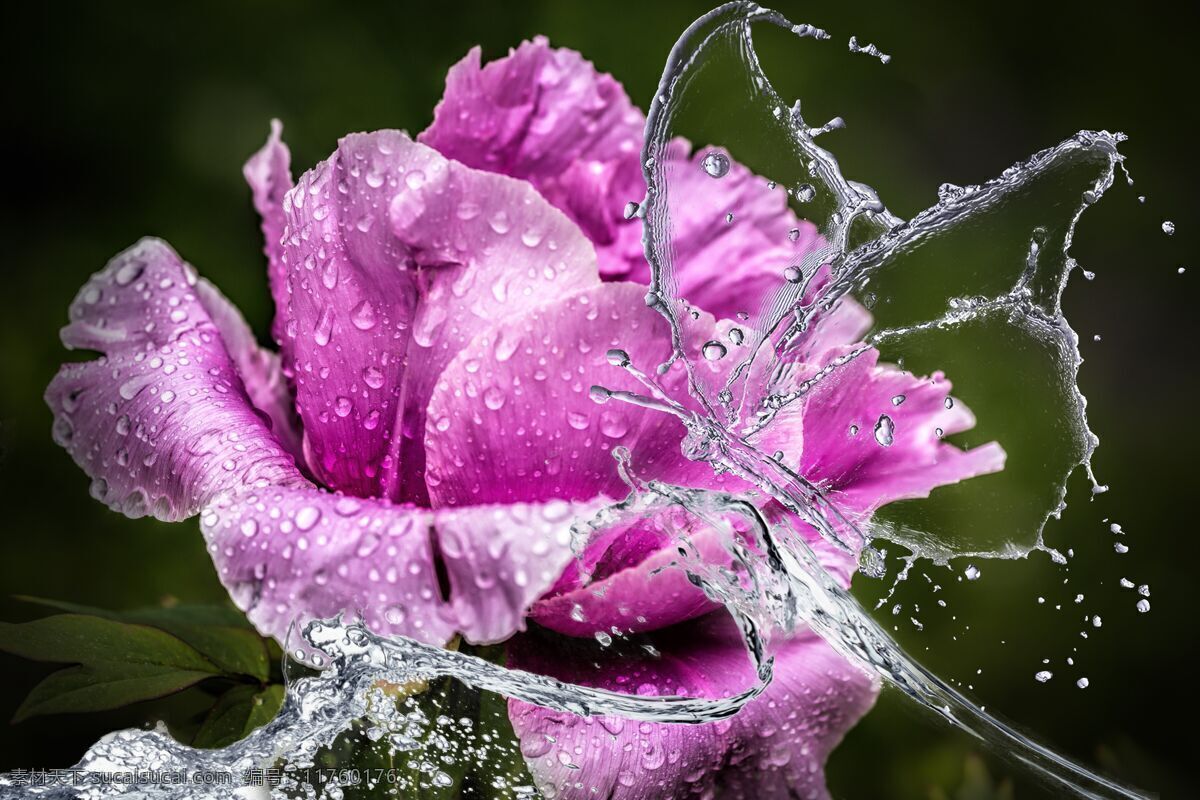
[203, 490, 586, 646]
[421, 40, 827, 320]
[46, 238, 583, 645]
[281, 129, 600, 502]
[507, 614, 878, 800]
[45, 238, 300, 520]
[799, 347, 1006, 514]
[243, 119, 294, 346]
[644, 143, 824, 320]
[194, 279, 304, 464]
[424, 282, 733, 507]
[420, 38, 645, 279]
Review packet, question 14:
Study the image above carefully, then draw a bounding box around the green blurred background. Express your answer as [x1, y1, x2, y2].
[1, 1, 1195, 796]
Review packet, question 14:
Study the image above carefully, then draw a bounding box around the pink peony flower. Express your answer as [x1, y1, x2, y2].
[46, 38, 1004, 799]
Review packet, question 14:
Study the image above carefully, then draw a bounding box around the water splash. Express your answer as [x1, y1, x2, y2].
[1, 3, 1151, 799]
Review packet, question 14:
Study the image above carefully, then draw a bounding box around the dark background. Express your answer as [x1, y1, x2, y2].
[1, 1, 1196, 797]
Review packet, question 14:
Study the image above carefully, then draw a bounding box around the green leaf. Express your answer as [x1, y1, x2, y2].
[13, 598, 270, 680]
[0, 614, 220, 672]
[192, 684, 285, 749]
[13, 662, 216, 722]
[14, 596, 254, 628]
[0, 614, 229, 723]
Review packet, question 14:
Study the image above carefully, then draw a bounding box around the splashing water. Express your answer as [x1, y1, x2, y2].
[1, 3, 1152, 799]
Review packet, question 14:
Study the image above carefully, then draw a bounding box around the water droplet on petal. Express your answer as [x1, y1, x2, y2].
[702, 151, 730, 178]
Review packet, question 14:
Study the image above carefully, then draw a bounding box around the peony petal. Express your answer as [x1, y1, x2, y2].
[508, 613, 878, 800]
[194, 279, 304, 464]
[642, 143, 824, 321]
[423, 282, 734, 508]
[46, 238, 300, 521]
[421, 40, 824, 319]
[420, 37, 645, 280]
[243, 119, 294, 346]
[46, 238, 586, 646]
[202, 489, 588, 646]
[424, 281, 757, 634]
[798, 346, 1006, 514]
[281, 129, 600, 503]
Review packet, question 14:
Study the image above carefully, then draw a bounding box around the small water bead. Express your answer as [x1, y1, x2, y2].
[891, 394, 905, 406]
[1091, 615, 1102, 628]
[793, 183, 816, 203]
[848, 424, 859, 436]
[873, 414, 895, 447]
[944, 396, 954, 409]
[728, 327, 745, 346]
[350, 299, 377, 330]
[295, 506, 321, 531]
[362, 366, 385, 389]
[725, 212, 735, 224]
[483, 386, 506, 411]
[1162, 220, 1175, 235]
[1076, 677, 1090, 689]
[1137, 584, 1150, 597]
[314, 306, 335, 346]
[594, 631, 613, 647]
[1136, 599, 1150, 613]
[701, 151, 730, 178]
[783, 266, 803, 283]
[334, 397, 353, 418]
[1114, 542, 1129, 554]
[623, 201, 640, 220]
[702, 341, 728, 361]
[1035, 670, 1053, 683]
[964, 565, 981, 581]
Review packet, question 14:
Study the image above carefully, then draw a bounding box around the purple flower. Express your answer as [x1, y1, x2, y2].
[46, 38, 1004, 799]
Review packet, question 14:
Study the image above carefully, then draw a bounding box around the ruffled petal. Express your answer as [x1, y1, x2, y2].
[243, 119, 294, 346]
[421, 40, 825, 319]
[419, 37, 645, 279]
[641, 143, 824, 321]
[281, 129, 600, 502]
[202, 489, 588, 646]
[424, 281, 758, 634]
[423, 282, 734, 508]
[194, 279, 304, 464]
[798, 347, 1006, 514]
[46, 238, 587, 646]
[508, 613, 878, 800]
[45, 238, 300, 521]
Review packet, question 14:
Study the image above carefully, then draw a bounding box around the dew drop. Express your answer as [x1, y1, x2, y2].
[701, 151, 730, 178]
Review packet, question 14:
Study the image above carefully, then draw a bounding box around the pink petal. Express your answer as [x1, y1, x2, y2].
[798, 346, 1006, 515]
[507, 613, 878, 800]
[424, 281, 754, 634]
[419, 37, 645, 279]
[45, 238, 300, 521]
[280, 129, 600, 503]
[203, 489, 587, 646]
[421, 40, 824, 319]
[641, 143, 823, 321]
[46, 238, 583, 646]
[243, 119, 294, 346]
[195, 279, 303, 464]
[423, 282, 733, 508]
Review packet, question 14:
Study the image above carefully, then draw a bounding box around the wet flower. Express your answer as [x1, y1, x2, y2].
[47, 38, 1003, 799]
